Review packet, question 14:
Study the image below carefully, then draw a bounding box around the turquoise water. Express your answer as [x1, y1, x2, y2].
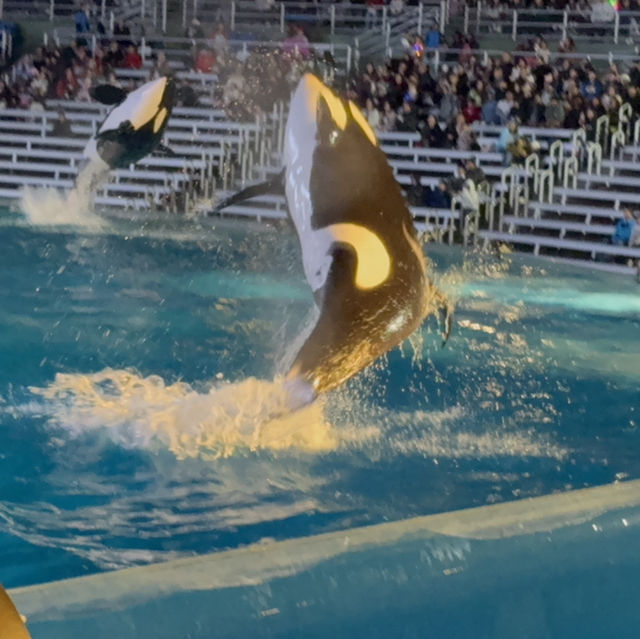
[1, 206, 639, 589]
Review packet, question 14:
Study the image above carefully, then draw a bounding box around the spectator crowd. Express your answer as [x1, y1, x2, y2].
[350, 30, 640, 154]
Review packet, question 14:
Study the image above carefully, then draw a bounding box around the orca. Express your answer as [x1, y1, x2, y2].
[0, 585, 31, 638]
[83, 76, 176, 169]
[212, 73, 452, 408]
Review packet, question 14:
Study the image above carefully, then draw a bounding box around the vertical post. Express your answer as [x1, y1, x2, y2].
[49, 0, 54, 21]
[194, 0, 198, 21]
[512, 9, 518, 41]
[91, 33, 96, 54]
[330, 4, 335, 35]
[141, 36, 147, 62]
[463, 3, 469, 34]
[109, 10, 114, 33]
[182, 0, 187, 28]
[162, 0, 167, 33]
[280, 2, 285, 33]
[438, 1, 445, 33]
[153, 0, 158, 28]
[381, 5, 387, 33]
[614, 11, 620, 44]
[141, 0, 146, 20]
[346, 44, 352, 74]
[562, 10, 568, 40]
[231, 0, 236, 31]
[434, 48, 440, 73]
[0, 0, 3, 20]
[475, 0, 481, 35]
[101, 0, 106, 21]
[418, 2, 424, 34]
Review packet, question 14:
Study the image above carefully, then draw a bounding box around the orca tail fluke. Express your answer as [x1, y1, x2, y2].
[0, 585, 32, 638]
[209, 169, 286, 216]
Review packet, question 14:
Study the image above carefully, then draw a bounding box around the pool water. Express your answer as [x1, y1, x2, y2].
[1, 206, 639, 589]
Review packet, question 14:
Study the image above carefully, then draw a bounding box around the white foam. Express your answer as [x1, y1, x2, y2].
[19, 158, 109, 228]
[28, 369, 337, 458]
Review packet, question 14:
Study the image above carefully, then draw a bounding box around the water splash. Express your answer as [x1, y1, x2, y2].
[29, 369, 338, 458]
[19, 158, 109, 228]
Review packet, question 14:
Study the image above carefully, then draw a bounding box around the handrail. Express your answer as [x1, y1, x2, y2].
[586, 141, 602, 176]
[462, 4, 640, 44]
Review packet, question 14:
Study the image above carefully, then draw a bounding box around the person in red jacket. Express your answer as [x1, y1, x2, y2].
[122, 45, 142, 69]
[55, 67, 78, 99]
[194, 48, 215, 73]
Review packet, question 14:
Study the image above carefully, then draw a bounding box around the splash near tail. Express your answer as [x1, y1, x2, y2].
[19, 157, 109, 227]
[0, 585, 31, 639]
[429, 284, 454, 347]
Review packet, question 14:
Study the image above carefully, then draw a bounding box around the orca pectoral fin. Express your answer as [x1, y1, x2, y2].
[91, 84, 127, 105]
[96, 120, 135, 142]
[0, 585, 32, 638]
[430, 285, 453, 347]
[210, 168, 285, 215]
[155, 143, 176, 157]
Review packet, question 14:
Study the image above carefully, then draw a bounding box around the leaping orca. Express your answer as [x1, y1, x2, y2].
[83, 76, 176, 169]
[212, 73, 452, 408]
[0, 585, 31, 638]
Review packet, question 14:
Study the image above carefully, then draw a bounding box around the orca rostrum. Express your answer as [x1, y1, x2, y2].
[212, 73, 452, 409]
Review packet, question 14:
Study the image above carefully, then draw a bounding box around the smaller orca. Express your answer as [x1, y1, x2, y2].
[212, 74, 453, 409]
[83, 76, 176, 169]
[0, 585, 31, 638]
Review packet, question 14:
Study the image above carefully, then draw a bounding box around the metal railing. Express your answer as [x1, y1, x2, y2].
[416, 45, 640, 76]
[464, 4, 640, 44]
[46, 27, 354, 74]
[184, 0, 444, 37]
[0, 0, 124, 22]
[0, 29, 12, 62]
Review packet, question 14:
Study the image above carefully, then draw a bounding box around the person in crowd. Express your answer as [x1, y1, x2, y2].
[422, 114, 446, 148]
[581, 70, 604, 100]
[211, 23, 228, 60]
[364, 98, 381, 131]
[74, 4, 91, 33]
[51, 110, 73, 137]
[465, 158, 486, 187]
[122, 45, 142, 70]
[283, 25, 310, 59]
[396, 99, 419, 132]
[612, 207, 637, 246]
[425, 179, 452, 209]
[195, 47, 215, 73]
[498, 119, 518, 165]
[630, 212, 640, 247]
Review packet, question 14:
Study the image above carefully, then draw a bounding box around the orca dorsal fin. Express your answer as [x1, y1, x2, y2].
[0, 585, 32, 638]
[91, 84, 128, 105]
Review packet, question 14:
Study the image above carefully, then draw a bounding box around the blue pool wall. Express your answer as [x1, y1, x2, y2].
[11, 480, 640, 639]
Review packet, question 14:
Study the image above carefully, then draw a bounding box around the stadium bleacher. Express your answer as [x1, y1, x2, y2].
[0, 2, 639, 277]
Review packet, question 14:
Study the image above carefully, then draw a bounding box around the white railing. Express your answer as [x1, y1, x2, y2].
[464, 3, 640, 44]
[179, 0, 443, 37]
[417, 45, 640, 76]
[1, 0, 123, 22]
[0, 29, 12, 62]
[47, 28, 354, 75]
